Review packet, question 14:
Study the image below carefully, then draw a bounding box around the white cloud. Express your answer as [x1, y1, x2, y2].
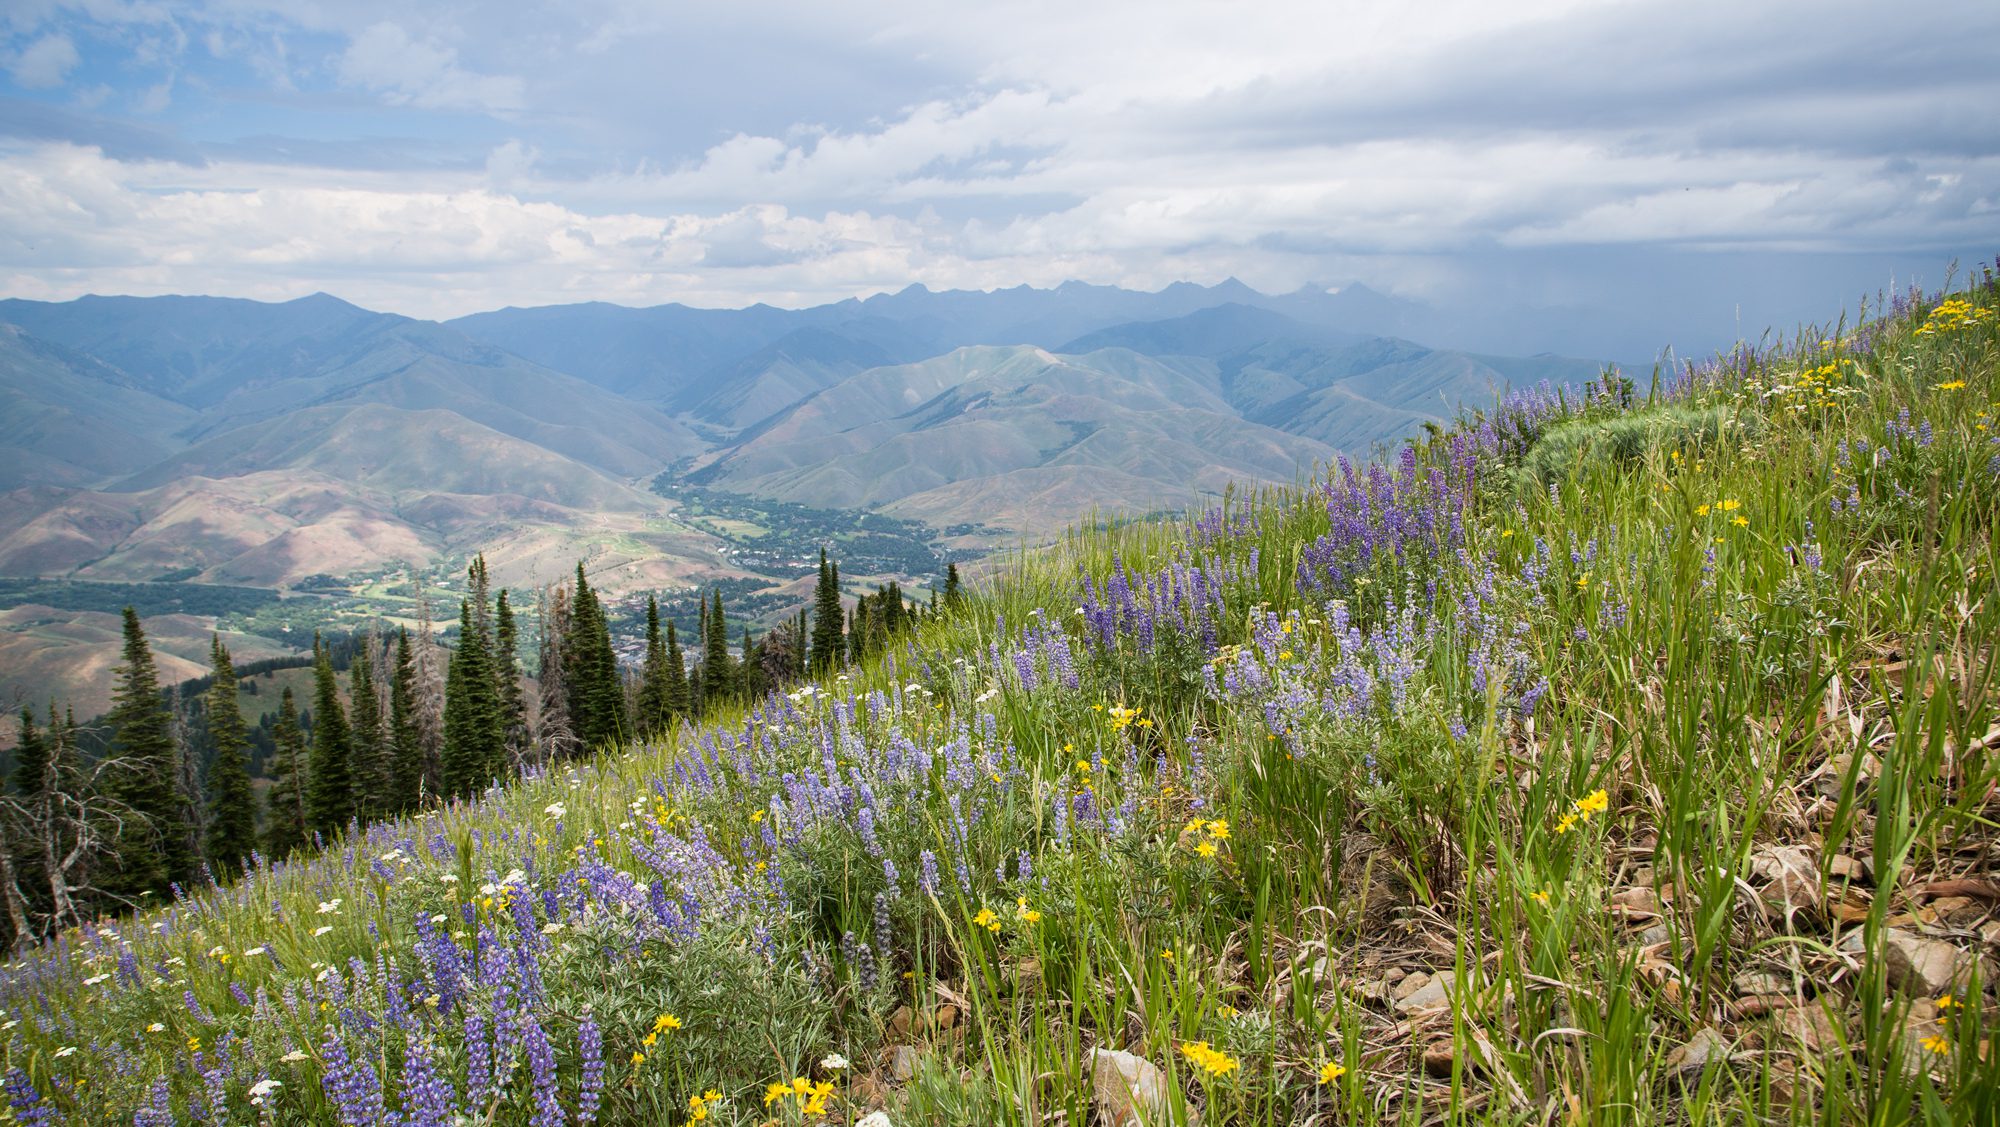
[337, 21, 525, 112]
[6, 33, 80, 88]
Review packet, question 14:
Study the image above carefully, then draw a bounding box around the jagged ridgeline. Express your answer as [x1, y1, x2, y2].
[2, 271, 1997, 1124]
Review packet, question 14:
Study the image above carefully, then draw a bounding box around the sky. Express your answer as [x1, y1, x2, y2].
[1, 0, 1996, 356]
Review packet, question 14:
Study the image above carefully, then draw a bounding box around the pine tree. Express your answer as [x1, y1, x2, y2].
[264, 687, 309, 857]
[638, 595, 671, 738]
[12, 707, 46, 801]
[442, 600, 504, 797]
[494, 589, 527, 771]
[564, 565, 625, 748]
[9, 707, 48, 920]
[200, 638, 258, 876]
[100, 607, 195, 902]
[663, 621, 689, 719]
[348, 640, 392, 822]
[389, 629, 424, 812]
[305, 637, 352, 837]
[812, 550, 844, 673]
[944, 562, 964, 607]
[535, 584, 580, 764]
[703, 589, 731, 704]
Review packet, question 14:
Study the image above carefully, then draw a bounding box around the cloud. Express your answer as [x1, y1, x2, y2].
[5, 33, 79, 88]
[337, 21, 525, 113]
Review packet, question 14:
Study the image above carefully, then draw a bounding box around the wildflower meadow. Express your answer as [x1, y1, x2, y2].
[3, 265, 1998, 1124]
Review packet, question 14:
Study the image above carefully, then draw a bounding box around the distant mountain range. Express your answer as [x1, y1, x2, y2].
[0, 280, 1613, 718]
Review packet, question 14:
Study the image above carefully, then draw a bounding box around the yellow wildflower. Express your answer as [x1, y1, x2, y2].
[1178, 1041, 1240, 1077]
[1529, 890, 1550, 904]
[1015, 897, 1042, 924]
[1195, 841, 1218, 858]
[654, 1013, 682, 1033]
[1206, 819, 1230, 840]
[1732, 515, 1749, 527]
[632, 1052, 647, 1066]
[1921, 1034, 1950, 1054]
[687, 1093, 709, 1121]
[1317, 1061, 1347, 1084]
[972, 908, 1001, 933]
[1554, 813, 1579, 835]
[1575, 789, 1609, 819]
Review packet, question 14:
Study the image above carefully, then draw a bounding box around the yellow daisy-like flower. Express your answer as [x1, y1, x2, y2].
[1529, 890, 1551, 904]
[1178, 1041, 1240, 1077]
[1921, 1034, 1950, 1054]
[972, 908, 1002, 933]
[1206, 819, 1230, 841]
[1015, 897, 1042, 924]
[654, 1013, 682, 1034]
[1217, 1004, 1238, 1018]
[763, 1082, 789, 1106]
[1732, 515, 1749, 527]
[1160, 948, 1175, 962]
[1317, 1061, 1347, 1084]
[1195, 841, 1218, 858]
[1719, 499, 1740, 512]
[631, 1052, 647, 1066]
[1575, 789, 1609, 818]
[1554, 813, 1579, 835]
[686, 1093, 709, 1121]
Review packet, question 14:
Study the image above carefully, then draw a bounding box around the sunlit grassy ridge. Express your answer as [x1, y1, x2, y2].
[4, 266, 1998, 1125]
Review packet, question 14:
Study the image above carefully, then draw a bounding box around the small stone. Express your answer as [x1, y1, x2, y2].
[933, 1004, 959, 1031]
[1665, 1028, 1731, 1077]
[1421, 1040, 1455, 1077]
[1753, 845, 1822, 924]
[1087, 1049, 1170, 1127]
[1841, 928, 1996, 996]
[1827, 854, 1870, 883]
[1638, 922, 1675, 947]
[1728, 994, 1794, 1019]
[1390, 971, 1430, 1001]
[1731, 970, 1789, 997]
[855, 1113, 895, 1127]
[1770, 1005, 1843, 1054]
[1382, 966, 1409, 987]
[1610, 887, 1662, 920]
[887, 1006, 913, 1038]
[1394, 970, 1455, 1014]
[887, 1045, 920, 1083]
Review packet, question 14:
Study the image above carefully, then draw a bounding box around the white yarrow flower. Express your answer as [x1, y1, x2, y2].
[821, 1052, 850, 1071]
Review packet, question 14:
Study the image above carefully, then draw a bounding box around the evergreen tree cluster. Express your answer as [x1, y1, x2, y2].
[1, 549, 962, 949]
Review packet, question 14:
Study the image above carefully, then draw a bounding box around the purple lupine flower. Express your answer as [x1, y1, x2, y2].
[5, 1070, 52, 1127]
[576, 1017, 605, 1126]
[134, 1079, 174, 1127]
[319, 1029, 387, 1127]
[399, 1033, 457, 1127]
[522, 1015, 564, 1127]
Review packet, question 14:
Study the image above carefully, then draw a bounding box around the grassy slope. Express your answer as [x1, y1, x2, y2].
[2, 272, 1997, 1125]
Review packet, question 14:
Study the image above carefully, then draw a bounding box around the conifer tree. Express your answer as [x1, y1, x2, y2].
[12, 707, 46, 802]
[536, 584, 580, 764]
[347, 640, 393, 821]
[202, 637, 258, 876]
[442, 600, 504, 797]
[663, 621, 689, 719]
[564, 565, 625, 748]
[704, 588, 731, 703]
[494, 590, 527, 770]
[812, 551, 844, 673]
[944, 562, 964, 607]
[9, 708, 48, 918]
[263, 688, 309, 857]
[305, 637, 352, 837]
[389, 629, 424, 811]
[638, 595, 671, 738]
[100, 607, 194, 902]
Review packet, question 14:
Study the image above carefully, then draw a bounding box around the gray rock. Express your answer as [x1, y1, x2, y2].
[1665, 1027, 1731, 1077]
[1393, 969, 1455, 1014]
[888, 1045, 920, 1083]
[1087, 1048, 1171, 1127]
[1840, 928, 1995, 995]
